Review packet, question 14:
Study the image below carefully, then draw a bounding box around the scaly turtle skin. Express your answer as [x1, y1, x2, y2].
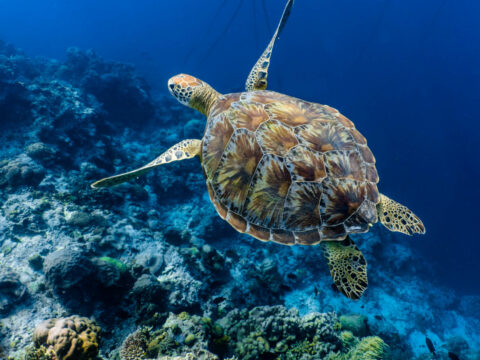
[91, 0, 425, 300]
[203, 90, 379, 245]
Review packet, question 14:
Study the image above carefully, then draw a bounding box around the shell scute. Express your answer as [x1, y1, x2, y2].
[207, 182, 227, 219]
[271, 229, 295, 245]
[320, 178, 366, 226]
[240, 90, 290, 105]
[336, 113, 355, 128]
[283, 181, 322, 231]
[296, 122, 356, 153]
[242, 154, 291, 228]
[358, 144, 376, 164]
[366, 182, 380, 203]
[202, 113, 234, 178]
[228, 102, 269, 131]
[320, 224, 347, 241]
[365, 164, 379, 183]
[350, 128, 367, 145]
[209, 93, 241, 118]
[246, 223, 271, 242]
[256, 120, 298, 157]
[226, 211, 247, 233]
[265, 100, 312, 127]
[324, 150, 365, 181]
[285, 145, 326, 182]
[202, 90, 380, 242]
[211, 129, 262, 213]
[294, 229, 321, 245]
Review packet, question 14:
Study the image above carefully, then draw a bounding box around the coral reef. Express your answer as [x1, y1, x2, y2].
[117, 306, 388, 360]
[0, 41, 479, 360]
[30, 316, 100, 360]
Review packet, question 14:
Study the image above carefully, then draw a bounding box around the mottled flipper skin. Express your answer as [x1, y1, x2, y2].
[321, 237, 368, 300]
[377, 194, 425, 235]
[91, 139, 202, 188]
[245, 0, 294, 91]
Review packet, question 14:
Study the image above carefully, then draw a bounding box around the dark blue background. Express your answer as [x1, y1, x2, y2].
[1, 0, 479, 293]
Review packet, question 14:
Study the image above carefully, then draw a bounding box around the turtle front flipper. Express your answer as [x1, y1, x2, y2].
[321, 237, 368, 300]
[91, 139, 202, 188]
[377, 194, 426, 235]
[245, 0, 294, 91]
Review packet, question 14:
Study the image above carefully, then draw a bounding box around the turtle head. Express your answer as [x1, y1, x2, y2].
[168, 74, 220, 116]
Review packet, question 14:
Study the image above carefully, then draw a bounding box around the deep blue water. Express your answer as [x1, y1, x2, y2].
[1, 0, 479, 294]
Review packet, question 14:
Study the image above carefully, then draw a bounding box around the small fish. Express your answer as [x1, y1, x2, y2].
[314, 286, 319, 296]
[212, 296, 225, 305]
[425, 337, 437, 358]
[374, 315, 383, 320]
[448, 352, 460, 360]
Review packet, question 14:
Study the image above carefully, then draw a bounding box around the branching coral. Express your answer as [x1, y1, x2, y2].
[327, 335, 390, 360]
[120, 328, 149, 360]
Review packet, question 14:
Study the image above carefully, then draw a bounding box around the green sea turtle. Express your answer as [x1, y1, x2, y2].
[91, 0, 425, 300]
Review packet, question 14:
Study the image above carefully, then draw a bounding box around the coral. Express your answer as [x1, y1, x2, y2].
[44, 248, 132, 310]
[120, 306, 388, 360]
[130, 274, 167, 323]
[0, 154, 45, 188]
[43, 248, 95, 308]
[219, 305, 341, 360]
[120, 328, 148, 360]
[64, 211, 94, 227]
[146, 312, 213, 357]
[25, 142, 57, 165]
[339, 314, 369, 337]
[327, 336, 390, 360]
[32, 316, 100, 360]
[157, 350, 220, 360]
[340, 331, 356, 349]
[156, 250, 203, 312]
[57, 47, 155, 128]
[348, 336, 390, 360]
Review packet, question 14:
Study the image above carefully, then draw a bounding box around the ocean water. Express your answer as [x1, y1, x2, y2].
[0, 0, 479, 359]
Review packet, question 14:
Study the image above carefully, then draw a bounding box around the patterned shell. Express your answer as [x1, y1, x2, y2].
[201, 90, 379, 246]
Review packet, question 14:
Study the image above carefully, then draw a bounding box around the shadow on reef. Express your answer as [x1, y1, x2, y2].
[0, 40, 479, 360]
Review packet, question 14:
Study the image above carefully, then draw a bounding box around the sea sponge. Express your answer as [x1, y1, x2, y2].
[33, 316, 100, 360]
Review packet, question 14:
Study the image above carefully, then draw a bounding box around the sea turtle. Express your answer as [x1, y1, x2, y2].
[91, 0, 425, 300]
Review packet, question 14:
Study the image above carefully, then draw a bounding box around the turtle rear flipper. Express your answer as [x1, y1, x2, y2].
[377, 194, 425, 235]
[321, 237, 368, 300]
[91, 139, 202, 188]
[245, 0, 294, 91]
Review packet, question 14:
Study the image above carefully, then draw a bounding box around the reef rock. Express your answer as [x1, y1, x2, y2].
[0, 271, 28, 315]
[0, 154, 45, 188]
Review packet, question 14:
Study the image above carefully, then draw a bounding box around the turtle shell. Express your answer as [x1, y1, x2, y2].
[202, 90, 379, 246]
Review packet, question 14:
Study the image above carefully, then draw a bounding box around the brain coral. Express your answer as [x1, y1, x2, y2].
[33, 316, 100, 360]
